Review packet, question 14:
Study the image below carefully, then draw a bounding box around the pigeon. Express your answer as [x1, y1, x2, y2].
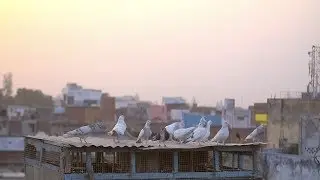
[185, 121, 207, 145]
[63, 121, 104, 143]
[211, 121, 231, 145]
[152, 128, 170, 141]
[245, 124, 265, 142]
[107, 115, 127, 143]
[136, 120, 152, 144]
[173, 127, 196, 143]
[199, 116, 207, 125]
[201, 120, 212, 142]
[236, 132, 241, 143]
[165, 121, 184, 141]
[158, 127, 167, 147]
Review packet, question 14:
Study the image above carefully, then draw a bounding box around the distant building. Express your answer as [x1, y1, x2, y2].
[7, 105, 36, 121]
[162, 97, 189, 120]
[65, 106, 101, 124]
[147, 105, 167, 122]
[170, 109, 189, 121]
[62, 83, 102, 106]
[162, 97, 186, 105]
[221, 98, 252, 128]
[0, 137, 24, 173]
[100, 93, 116, 122]
[233, 107, 251, 128]
[183, 113, 222, 128]
[115, 95, 139, 109]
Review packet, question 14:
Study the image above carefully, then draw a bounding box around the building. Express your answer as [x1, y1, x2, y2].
[162, 97, 186, 105]
[267, 98, 320, 149]
[182, 113, 222, 128]
[115, 95, 139, 109]
[233, 107, 252, 128]
[222, 99, 252, 128]
[100, 93, 116, 122]
[147, 105, 167, 122]
[65, 106, 101, 124]
[170, 109, 189, 121]
[62, 83, 102, 106]
[24, 135, 265, 180]
[0, 137, 24, 173]
[162, 97, 189, 121]
[251, 103, 268, 126]
[6, 105, 36, 121]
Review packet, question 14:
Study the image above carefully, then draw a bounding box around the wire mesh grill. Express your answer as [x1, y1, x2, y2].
[136, 152, 158, 173]
[42, 149, 60, 167]
[136, 151, 173, 173]
[24, 144, 40, 160]
[71, 152, 86, 173]
[159, 152, 173, 173]
[178, 151, 211, 172]
[70, 151, 131, 173]
[241, 154, 253, 170]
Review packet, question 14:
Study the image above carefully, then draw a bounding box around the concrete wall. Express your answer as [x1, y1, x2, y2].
[267, 99, 320, 148]
[261, 151, 320, 180]
[300, 115, 320, 158]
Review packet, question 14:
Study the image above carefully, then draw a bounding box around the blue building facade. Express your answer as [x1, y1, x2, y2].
[182, 113, 222, 128]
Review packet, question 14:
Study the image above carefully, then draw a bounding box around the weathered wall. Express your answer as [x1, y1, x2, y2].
[261, 151, 320, 180]
[267, 99, 320, 148]
[300, 115, 320, 158]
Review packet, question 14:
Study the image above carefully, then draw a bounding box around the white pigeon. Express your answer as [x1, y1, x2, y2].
[245, 124, 265, 142]
[165, 121, 184, 141]
[107, 115, 127, 143]
[136, 120, 152, 144]
[173, 127, 196, 143]
[63, 121, 104, 143]
[201, 120, 212, 142]
[185, 121, 207, 145]
[211, 121, 231, 144]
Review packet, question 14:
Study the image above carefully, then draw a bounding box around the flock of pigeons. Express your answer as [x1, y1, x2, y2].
[63, 115, 266, 146]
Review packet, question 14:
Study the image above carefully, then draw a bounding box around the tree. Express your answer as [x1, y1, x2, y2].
[14, 88, 53, 107]
[2, 72, 13, 97]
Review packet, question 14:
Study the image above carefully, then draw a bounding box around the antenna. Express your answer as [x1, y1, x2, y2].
[307, 45, 320, 99]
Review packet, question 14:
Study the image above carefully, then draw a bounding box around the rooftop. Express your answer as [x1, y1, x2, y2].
[26, 134, 266, 150]
[0, 137, 24, 151]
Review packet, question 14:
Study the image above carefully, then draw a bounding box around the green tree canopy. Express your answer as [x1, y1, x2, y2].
[14, 88, 53, 107]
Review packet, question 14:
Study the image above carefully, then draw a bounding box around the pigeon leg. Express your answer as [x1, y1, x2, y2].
[116, 134, 120, 143]
[168, 134, 173, 141]
[79, 137, 83, 143]
[83, 138, 88, 144]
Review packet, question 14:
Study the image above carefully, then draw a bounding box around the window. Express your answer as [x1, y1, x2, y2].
[237, 116, 245, 121]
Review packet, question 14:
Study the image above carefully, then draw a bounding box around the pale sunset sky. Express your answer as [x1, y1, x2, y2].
[0, 0, 320, 107]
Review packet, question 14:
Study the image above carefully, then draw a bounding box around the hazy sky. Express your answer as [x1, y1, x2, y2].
[1, 0, 320, 107]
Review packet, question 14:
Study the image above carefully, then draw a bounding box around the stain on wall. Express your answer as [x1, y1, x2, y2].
[261, 151, 320, 180]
